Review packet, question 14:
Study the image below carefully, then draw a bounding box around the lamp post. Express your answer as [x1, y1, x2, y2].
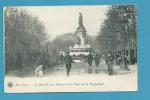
[40, 40, 49, 66]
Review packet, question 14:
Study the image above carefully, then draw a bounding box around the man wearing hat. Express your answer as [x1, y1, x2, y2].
[64, 52, 72, 76]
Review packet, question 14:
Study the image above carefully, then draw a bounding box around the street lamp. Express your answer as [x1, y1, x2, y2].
[40, 40, 49, 65]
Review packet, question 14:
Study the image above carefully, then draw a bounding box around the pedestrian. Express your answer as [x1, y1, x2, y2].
[35, 65, 43, 77]
[87, 52, 93, 67]
[99, 53, 102, 64]
[117, 54, 122, 65]
[105, 51, 113, 75]
[60, 53, 64, 64]
[42, 65, 47, 76]
[64, 52, 72, 76]
[94, 53, 100, 67]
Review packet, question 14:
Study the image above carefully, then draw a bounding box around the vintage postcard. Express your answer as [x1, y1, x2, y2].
[4, 5, 137, 93]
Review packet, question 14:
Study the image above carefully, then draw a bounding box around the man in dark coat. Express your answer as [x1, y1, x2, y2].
[94, 53, 100, 67]
[117, 53, 122, 65]
[87, 52, 93, 67]
[105, 51, 113, 75]
[99, 53, 102, 63]
[60, 53, 64, 64]
[64, 52, 72, 76]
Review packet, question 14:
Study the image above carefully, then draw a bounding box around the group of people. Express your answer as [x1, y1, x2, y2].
[34, 51, 116, 77]
[87, 52, 101, 67]
[35, 50, 129, 77]
[59, 51, 114, 76]
[87, 52, 113, 75]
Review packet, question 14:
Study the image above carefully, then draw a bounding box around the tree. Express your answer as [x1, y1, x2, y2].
[4, 7, 48, 73]
[97, 5, 136, 67]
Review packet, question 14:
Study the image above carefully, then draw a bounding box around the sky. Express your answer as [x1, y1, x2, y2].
[23, 6, 110, 40]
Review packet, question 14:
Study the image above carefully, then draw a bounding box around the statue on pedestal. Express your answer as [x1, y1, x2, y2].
[79, 12, 83, 27]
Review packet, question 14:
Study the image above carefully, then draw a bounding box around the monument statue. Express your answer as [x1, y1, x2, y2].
[69, 12, 92, 63]
[79, 12, 83, 27]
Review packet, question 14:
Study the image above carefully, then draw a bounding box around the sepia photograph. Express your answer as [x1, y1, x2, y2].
[4, 5, 137, 93]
